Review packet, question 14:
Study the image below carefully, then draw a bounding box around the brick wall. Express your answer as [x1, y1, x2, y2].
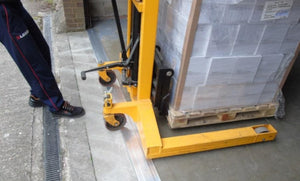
[61, 0, 128, 31]
[63, 0, 86, 32]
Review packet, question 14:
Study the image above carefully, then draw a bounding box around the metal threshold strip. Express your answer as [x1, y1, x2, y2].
[87, 28, 110, 63]
[88, 26, 161, 181]
[107, 82, 161, 181]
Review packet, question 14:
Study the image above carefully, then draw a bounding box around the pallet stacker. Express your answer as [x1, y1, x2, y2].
[81, 0, 277, 159]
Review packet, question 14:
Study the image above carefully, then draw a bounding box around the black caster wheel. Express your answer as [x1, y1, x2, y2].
[155, 45, 161, 52]
[99, 70, 116, 86]
[105, 114, 127, 131]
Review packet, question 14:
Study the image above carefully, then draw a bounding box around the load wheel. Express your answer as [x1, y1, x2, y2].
[105, 114, 127, 131]
[99, 70, 116, 86]
[254, 126, 269, 134]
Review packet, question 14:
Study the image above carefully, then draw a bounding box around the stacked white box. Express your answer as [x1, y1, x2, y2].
[258, 81, 279, 104]
[191, 25, 212, 57]
[222, 0, 255, 24]
[156, 0, 190, 72]
[231, 24, 265, 55]
[205, 56, 262, 86]
[255, 24, 289, 55]
[156, 0, 300, 112]
[185, 57, 211, 87]
[198, 2, 226, 24]
[206, 25, 239, 56]
[280, 24, 300, 53]
[253, 54, 284, 83]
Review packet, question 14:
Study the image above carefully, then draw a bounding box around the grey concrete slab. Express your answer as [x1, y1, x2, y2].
[52, 32, 96, 181]
[91, 20, 127, 62]
[54, 30, 139, 181]
[69, 31, 138, 181]
[0, 44, 44, 181]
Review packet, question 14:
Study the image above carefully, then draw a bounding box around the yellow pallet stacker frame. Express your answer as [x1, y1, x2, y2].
[82, 0, 277, 159]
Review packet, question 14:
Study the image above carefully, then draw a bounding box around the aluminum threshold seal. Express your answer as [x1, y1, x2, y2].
[107, 81, 161, 181]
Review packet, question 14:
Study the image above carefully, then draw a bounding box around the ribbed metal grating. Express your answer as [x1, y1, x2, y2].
[43, 15, 61, 181]
[43, 108, 61, 181]
[43, 107, 61, 181]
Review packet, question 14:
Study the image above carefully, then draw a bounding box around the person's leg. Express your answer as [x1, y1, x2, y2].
[0, 3, 84, 117]
[20, 2, 52, 68]
[0, 3, 63, 112]
[20, 2, 52, 100]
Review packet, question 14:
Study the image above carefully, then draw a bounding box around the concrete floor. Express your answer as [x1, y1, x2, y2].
[1, 16, 298, 181]
[89, 19, 300, 181]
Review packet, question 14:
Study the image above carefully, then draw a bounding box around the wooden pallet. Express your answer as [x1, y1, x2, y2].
[167, 103, 278, 129]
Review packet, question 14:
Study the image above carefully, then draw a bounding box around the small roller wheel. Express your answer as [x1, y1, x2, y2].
[155, 45, 161, 52]
[105, 114, 127, 131]
[99, 70, 116, 86]
[254, 127, 269, 134]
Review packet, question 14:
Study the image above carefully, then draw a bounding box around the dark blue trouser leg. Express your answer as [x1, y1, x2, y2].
[0, 3, 64, 112]
[18, 3, 52, 96]
[21, 4, 52, 68]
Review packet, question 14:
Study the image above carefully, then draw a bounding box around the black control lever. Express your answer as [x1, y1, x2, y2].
[81, 71, 87, 80]
[80, 62, 123, 80]
[81, 37, 140, 80]
[111, 0, 127, 61]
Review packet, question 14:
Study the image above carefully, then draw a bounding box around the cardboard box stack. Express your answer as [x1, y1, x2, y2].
[156, 0, 300, 112]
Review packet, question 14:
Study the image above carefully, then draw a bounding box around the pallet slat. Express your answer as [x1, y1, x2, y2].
[168, 103, 278, 129]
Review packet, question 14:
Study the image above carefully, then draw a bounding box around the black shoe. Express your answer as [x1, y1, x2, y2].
[52, 101, 85, 118]
[29, 95, 43, 107]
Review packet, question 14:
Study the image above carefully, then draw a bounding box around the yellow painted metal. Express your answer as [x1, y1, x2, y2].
[98, 71, 111, 82]
[103, 93, 120, 127]
[104, 114, 120, 127]
[104, 93, 113, 108]
[97, 62, 122, 72]
[103, 95, 277, 158]
[147, 124, 277, 159]
[132, 0, 143, 12]
[103, 99, 162, 155]
[126, 86, 137, 101]
[136, 0, 159, 100]
[97, 62, 122, 83]
[100, 0, 278, 159]
[98, 61, 121, 67]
